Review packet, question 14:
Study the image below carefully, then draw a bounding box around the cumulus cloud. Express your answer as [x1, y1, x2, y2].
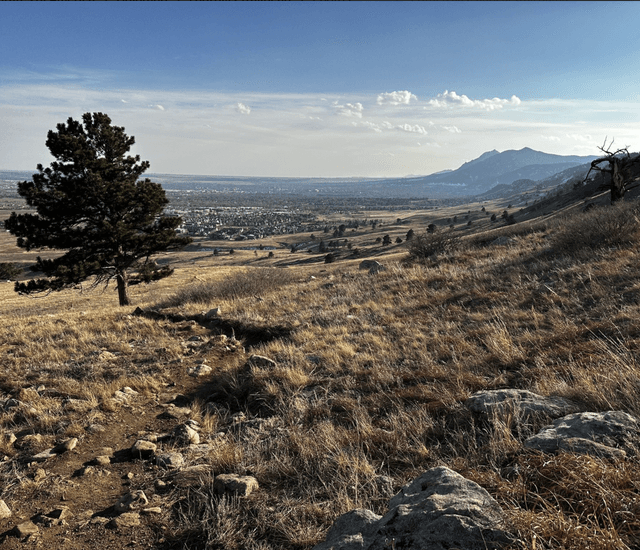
[334, 102, 363, 118]
[235, 102, 251, 115]
[428, 90, 521, 110]
[442, 125, 461, 133]
[151, 104, 165, 110]
[376, 90, 418, 105]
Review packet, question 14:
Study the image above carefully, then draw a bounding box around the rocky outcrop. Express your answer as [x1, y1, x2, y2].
[525, 410, 640, 458]
[466, 389, 578, 420]
[313, 466, 510, 550]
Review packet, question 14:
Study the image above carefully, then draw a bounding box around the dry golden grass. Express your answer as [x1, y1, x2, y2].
[2, 201, 640, 548]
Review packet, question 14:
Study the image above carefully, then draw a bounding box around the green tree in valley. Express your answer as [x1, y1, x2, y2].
[6, 112, 191, 306]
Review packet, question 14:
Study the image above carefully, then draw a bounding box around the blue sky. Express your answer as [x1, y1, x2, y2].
[2, 1, 639, 177]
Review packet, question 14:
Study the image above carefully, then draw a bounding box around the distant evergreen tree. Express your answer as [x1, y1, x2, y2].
[382, 234, 392, 245]
[6, 112, 190, 306]
[406, 229, 415, 240]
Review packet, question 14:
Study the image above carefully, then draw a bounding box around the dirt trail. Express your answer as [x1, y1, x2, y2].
[0, 336, 244, 549]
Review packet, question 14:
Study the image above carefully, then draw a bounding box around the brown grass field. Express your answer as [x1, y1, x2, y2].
[1, 195, 640, 549]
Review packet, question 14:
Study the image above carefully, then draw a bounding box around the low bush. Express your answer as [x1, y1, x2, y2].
[551, 200, 640, 255]
[407, 229, 461, 261]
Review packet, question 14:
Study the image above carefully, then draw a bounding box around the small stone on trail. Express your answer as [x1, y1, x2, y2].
[108, 512, 141, 529]
[156, 452, 185, 469]
[131, 439, 157, 458]
[114, 490, 149, 513]
[0, 499, 11, 519]
[12, 520, 39, 538]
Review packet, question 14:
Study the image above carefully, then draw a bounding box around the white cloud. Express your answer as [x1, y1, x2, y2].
[362, 121, 383, 133]
[566, 133, 592, 142]
[428, 90, 521, 110]
[235, 102, 251, 115]
[376, 90, 417, 105]
[442, 125, 461, 133]
[335, 102, 363, 118]
[152, 104, 165, 111]
[541, 135, 561, 141]
[396, 123, 428, 135]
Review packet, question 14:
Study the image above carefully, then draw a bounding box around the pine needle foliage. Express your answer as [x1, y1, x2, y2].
[5, 112, 191, 305]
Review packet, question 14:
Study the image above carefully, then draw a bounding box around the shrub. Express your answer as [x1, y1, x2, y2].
[551, 201, 640, 255]
[407, 229, 460, 260]
[0, 263, 22, 280]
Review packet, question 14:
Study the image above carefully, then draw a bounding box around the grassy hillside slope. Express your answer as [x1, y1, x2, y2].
[1, 199, 640, 549]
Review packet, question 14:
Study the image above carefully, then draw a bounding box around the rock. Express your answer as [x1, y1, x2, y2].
[490, 236, 513, 246]
[156, 452, 185, 469]
[131, 439, 157, 459]
[214, 474, 259, 497]
[0, 499, 11, 519]
[108, 512, 141, 529]
[466, 389, 578, 420]
[132, 306, 145, 316]
[205, 307, 221, 319]
[187, 364, 212, 377]
[114, 490, 149, 514]
[141, 507, 162, 515]
[313, 466, 510, 550]
[35, 506, 73, 527]
[93, 455, 111, 466]
[172, 424, 200, 446]
[31, 440, 75, 462]
[114, 387, 139, 402]
[11, 520, 39, 538]
[1, 432, 17, 446]
[248, 355, 277, 369]
[359, 260, 382, 271]
[53, 438, 78, 453]
[525, 410, 640, 457]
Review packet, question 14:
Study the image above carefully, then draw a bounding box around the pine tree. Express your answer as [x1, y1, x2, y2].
[6, 112, 191, 306]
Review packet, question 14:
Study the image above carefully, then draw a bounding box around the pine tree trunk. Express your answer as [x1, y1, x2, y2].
[116, 271, 130, 306]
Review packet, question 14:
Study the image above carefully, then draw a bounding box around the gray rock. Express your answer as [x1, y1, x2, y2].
[131, 439, 157, 458]
[466, 389, 578, 420]
[172, 423, 200, 446]
[313, 466, 510, 550]
[248, 354, 277, 369]
[359, 260, 383, 272]
[108, 512, 141, 529]
[156, 452, 185, 469]
[490, 236, 513, 246]
[114, 490, 149, 514]
[214, 474, 259, 497]
[525, 410, 640, 457]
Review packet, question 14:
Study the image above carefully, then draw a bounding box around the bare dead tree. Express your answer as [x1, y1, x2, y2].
[582, 138, 640, 204]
